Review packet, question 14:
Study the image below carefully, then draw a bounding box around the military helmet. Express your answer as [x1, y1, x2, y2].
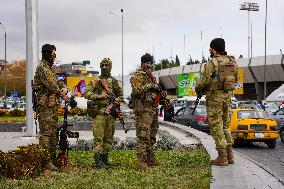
[100, 58, 112, 68]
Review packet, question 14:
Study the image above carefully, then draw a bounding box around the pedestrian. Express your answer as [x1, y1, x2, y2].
[130, 53, 166, 171]
[84, 58, 122, 168]
[195, 38, 238, 166]
[160, 99, 175, 122]
[33, 44, 69, 170]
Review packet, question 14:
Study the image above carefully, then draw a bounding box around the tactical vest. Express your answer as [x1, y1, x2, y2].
[207, 55, 237, 91]
[87, 77, 114, 118]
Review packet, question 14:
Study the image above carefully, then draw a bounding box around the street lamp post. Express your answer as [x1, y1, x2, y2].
[121, 9, 124, 98]
[0, 22, 7, 107]
[264, 0, 267, 100]
[239, 2, 259, 58]
[109, 9, 124, 97]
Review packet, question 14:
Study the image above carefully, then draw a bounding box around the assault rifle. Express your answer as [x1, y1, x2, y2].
[99, 79, 129, 133]
[190, 92, 203, 115]
[31, 80, 38, 134]
[146, 70, 167, 107]
[57, 96, 79, 168]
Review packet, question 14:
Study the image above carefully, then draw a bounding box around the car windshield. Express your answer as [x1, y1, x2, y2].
[195, 107, 207, 114]
[238, 103, 262, 110]
[172, 100, 186, 107]
[237, 110, 269, 119]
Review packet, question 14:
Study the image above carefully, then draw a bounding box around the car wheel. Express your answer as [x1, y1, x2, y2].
[266, 140, 276, 149]
[280, 129, 284, 143]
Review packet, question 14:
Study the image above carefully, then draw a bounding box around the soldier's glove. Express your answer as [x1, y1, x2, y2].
[69, 96, 77, 109]
[161, 91, 167, 98]
[60, 88, 68, 96]
[108, 94, 116, 102]
[195, 85, 203, 95]
[62, 94, 69, 101]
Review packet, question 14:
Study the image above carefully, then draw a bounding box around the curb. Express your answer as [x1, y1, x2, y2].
[234, 150, 284, 185]
[159, 120, 284, 188]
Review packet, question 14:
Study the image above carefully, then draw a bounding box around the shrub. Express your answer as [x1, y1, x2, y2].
[0, 144, 50, 179]
[7, 109, 26, 117]
[0, 109, 8, 117]
[70, 131, 181, 151]
[155, 130, 181, 150]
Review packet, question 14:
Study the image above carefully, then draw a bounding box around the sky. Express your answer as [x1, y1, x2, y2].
[0, 0, 283, 76]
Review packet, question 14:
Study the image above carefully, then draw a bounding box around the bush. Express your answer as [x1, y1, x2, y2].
[7, 109, 26, 117]
[155, 130, 181, 150]
[0, 109, 8, 117]
[70, 131, 181, 151]
[0, 144, 50, 179]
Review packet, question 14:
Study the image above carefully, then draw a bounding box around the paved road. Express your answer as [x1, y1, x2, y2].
[234, 139, 284, 181]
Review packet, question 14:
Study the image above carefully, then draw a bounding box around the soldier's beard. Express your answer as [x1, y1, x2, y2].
[101, 68, 111, 78]
[42, 55, 54, 67]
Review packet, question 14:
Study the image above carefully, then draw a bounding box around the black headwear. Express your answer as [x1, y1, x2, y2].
[141, 53, 153, 64]
[42, 44, 56, 54]
[210, 38, 225, 52]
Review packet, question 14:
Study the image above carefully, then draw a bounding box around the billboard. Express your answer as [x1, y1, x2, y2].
[177, 68, 244, 97]
[67, 76, 98, 97]
[178, 73, 200, 96]
[234, 68, 244, 95]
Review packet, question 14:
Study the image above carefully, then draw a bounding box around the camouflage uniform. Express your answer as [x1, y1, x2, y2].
[34, 60, 65, 161]
[130, 68, 160, 171]
[84, 58, 122, 168]
[196, 53, 238, 165]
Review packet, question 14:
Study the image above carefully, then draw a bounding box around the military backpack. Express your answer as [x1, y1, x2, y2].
[207, 55, 237, 91]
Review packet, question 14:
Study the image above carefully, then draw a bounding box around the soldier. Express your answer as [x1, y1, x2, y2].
[130, 53, 165, 171]
[34, 44, 68, 170]
[195, 38, 238, 166]
[84, 58, 122, 169]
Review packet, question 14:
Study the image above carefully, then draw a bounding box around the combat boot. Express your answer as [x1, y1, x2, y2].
[210, 150, 228, 166]
[137, 156, 148, 172]
[46, 161, 59, 171]
[227, 148, 234, 164]
[94, 153, 108, 169]
[101, 151, 111, 168]
[147, 151, 160, 167]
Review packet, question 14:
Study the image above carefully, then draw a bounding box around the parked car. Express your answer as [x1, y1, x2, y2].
[171, 96, 206, 113]
[271, 108, 284, 129]
[174, 105, 209, 133]
[229, 108, 279, 148]
[280, 122, 284, 143]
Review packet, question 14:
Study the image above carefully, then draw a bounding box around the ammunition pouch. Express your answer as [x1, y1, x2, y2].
[87, 101, 99, 118]
[37, 94, 58, 106]
[134, 99, 143, 115]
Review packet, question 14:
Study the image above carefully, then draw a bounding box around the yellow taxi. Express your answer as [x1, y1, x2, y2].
[229, 108, 279, 148]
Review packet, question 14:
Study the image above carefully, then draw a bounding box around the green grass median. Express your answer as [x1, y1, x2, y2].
[0, 149, 211, 189]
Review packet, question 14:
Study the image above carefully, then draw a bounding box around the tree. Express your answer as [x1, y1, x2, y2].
[0, 60, 27, 96]
[175, 55, 180, 66]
